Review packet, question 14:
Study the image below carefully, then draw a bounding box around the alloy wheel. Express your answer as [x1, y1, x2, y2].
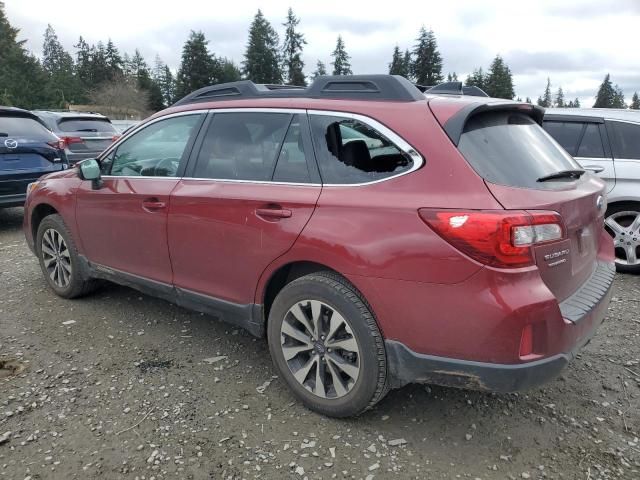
[41, 228, 72, 288]
[605, 210, 640, 266]
[280, 300, 360, 399]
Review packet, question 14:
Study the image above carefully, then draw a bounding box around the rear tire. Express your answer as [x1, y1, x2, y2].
[36, 214, 98, 298]
[604, 202, 640, 274]
[267, 271, 388, 417]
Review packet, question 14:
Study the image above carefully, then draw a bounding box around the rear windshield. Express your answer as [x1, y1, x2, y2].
[458, 111, 581, 189]
[58, 118, 117, 133]
[0, 115, 57, 141]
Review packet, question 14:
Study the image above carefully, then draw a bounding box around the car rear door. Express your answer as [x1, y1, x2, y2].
[75, 112, 205, 284]
[167, 110, 321, 306]
[543, 117, 615, 193]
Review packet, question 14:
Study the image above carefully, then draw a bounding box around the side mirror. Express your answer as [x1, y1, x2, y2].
[78, 158, 103, 190]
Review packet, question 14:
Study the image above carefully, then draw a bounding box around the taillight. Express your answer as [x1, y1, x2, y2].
[60, 136, 83, 148]
[418, 209, 565, 268]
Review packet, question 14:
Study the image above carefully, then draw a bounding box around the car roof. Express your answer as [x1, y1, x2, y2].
[544, 108, 640, 123]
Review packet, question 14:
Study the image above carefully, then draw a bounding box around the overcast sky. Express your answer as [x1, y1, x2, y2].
[5, 0, 640, 106]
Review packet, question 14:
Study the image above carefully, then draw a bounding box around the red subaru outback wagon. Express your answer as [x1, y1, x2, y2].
[24, 76, 615, 417]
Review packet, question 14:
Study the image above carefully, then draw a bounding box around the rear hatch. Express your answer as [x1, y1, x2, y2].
[0, 114, 64, 195]
[431, 101, 606, 302]
[56, 117, 118, 155]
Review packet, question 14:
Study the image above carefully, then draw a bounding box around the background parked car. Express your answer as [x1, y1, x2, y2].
[33, 111, 120, 165]
[543, 109, 640, 273]
[0, 107, 68, 208]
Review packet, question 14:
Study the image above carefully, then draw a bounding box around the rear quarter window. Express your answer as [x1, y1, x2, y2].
[458, 111, 581, 189]
[542, 121, 583, 155]
[0, 115, 57, 142]
[58, 118, 117, 133]
[608, 121, 640, 160]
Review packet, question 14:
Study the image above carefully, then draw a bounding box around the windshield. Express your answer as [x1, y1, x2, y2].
[458, 111, 581, 189]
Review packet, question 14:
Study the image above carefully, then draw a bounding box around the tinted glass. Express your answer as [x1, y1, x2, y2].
[0, 116, 57, 141]
[309, 116, 413, 184]
[58, 118, 117, 133]
[576, 123, 605, 158]
[543, 121, 583, 155]
[458, 112, 581, 189]
[272, 117, 311, 183]
[194, 112, 291, 181]
[108, 114, 201, 177]
[609, 121, 640, 160]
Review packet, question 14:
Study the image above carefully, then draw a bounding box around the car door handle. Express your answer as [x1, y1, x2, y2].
[255, 208, 292, 219]
[142, 199, 167, 211]
[583, 165, 605, 173]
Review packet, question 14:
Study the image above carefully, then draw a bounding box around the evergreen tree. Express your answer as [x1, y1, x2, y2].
[0, 2, 47, 107]
[525, 96, 532, 103]
[104, 39, 122, 79]
[402, 49, 412, 80]
[537, 78, 553, 107]
[331, 35, 352, 75]
[630, 92, 640, 110]
[74, 36, 93, 87]
[91, 41, 110, 86]
[573, 98, 581, 108]
[465, 68, 485, 90]
[243, 10, 282, 84]
[312, 60, 327, 79]
[516, 96, 522, 102]
[555, 86, 565, 108]
[175, 30, 217, 99]
[484, 55, 514, 99]
[281, 8, 306, 86]
[593, 74, 616, 108]
[446, 72, 458, 82]
[218, 57, 242, 83]
[42, 24, 79, 106]
[612, 85, 626, 108]
[411, 27, 443, 86]
[152, 56, 175, 106]
[389, 46, 407, 76]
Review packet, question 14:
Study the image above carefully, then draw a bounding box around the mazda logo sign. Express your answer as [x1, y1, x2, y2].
[4, 139, 18, 149]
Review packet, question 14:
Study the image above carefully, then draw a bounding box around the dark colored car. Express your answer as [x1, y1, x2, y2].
[23, 76, 614, 417]
[0, 107, 68, 208]
[33, 111, 120, 165]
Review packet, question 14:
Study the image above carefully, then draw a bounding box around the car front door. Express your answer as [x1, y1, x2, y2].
[168, 110, 321, 307]
[75, 112, 205, 284]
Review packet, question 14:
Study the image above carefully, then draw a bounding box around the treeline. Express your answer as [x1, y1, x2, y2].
[0, 2, 638, 112]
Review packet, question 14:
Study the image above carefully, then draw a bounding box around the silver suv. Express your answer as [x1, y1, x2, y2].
[544, 109, 640, 273]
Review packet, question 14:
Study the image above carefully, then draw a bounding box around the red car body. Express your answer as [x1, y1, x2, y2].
[23, 80, 615, 393]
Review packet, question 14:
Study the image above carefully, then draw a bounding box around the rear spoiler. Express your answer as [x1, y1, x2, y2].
[441, 102, 545, 146]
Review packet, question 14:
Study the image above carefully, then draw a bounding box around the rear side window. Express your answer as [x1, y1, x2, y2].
[458, 112, 581, 189]
[576, 123, 605, 158]
[608, 121, 640, 160]
[194, 112, 291, 181]
[309, 115, 413, 184]
[543, 121, 583, 155]
[0, 115, 57, 141]
[58, 118, 117, 133]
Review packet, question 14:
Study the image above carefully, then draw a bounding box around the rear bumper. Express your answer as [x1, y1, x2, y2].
[385, 261, 615, 391]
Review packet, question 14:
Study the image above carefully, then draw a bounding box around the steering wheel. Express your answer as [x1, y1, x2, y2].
[153, 157, 180, 177]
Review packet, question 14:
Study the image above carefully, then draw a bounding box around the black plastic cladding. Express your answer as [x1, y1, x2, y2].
[172, 75, 426, 106]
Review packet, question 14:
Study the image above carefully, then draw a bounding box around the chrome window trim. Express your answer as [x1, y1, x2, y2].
[100, 107, 425, 187]
[604, 118, 640, 126]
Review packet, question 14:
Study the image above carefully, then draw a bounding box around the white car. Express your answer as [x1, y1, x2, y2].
[544, 109, 640, 273]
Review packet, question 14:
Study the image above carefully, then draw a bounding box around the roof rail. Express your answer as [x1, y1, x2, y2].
[417, 81, 489, 98]
[172, 75, 426, 106]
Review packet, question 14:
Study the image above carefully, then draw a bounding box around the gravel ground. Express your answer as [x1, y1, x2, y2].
[1, 206, 639, 480]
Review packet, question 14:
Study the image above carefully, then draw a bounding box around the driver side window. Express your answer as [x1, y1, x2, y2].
[106, 114, 202, 177]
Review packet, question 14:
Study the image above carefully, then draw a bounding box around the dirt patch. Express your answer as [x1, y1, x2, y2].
[0, 356, 27, 379]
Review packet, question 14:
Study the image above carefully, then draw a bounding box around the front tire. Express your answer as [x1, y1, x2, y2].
[604, 202, 640, 274]
[267, 271, 388, 417]
[36, 214, 97, 298]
